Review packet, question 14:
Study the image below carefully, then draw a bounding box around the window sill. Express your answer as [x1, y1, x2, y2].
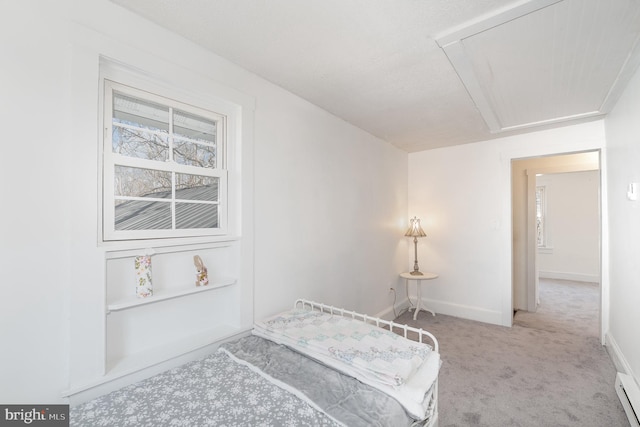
[100, 235, 241, 253]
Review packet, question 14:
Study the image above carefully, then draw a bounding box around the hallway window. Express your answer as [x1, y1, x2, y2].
[536, 186, 546, 247]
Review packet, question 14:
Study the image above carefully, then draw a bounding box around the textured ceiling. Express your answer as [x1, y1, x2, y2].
[109, 0, 640, 152]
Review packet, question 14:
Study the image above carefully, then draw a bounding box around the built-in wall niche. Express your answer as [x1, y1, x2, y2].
[104, 240, 246, 377]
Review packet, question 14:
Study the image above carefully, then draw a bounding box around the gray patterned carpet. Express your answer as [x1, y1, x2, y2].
[513, 279, 600, 338]
[395, 278, 629, 427]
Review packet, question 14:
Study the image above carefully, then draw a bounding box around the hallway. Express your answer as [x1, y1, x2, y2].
[514, 278, 599, 338]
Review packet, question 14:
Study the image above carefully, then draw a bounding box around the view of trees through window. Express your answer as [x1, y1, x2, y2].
[104, 81, 226, 239]
[535, 186, 545, 247]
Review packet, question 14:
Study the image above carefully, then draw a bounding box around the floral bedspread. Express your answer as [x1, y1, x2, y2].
[70, 350, 341, 427]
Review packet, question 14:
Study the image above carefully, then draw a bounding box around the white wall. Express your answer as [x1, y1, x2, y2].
[537, 171, 600, 282]
[0, 0, 408, 403]
[408, 121, 607, 326]
[253, 98, 409, 319]
[0, 1, 71, 405]
[604, 60, 640, 382]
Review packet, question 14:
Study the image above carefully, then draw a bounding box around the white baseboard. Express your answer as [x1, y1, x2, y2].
[539, 270, 599, 283]
[420, 298, 504, 326]
[606, 332, 637, 379]
[381, 296, 505, 326]
[607, 332, 640, 426]
[375, 299, 411, 321]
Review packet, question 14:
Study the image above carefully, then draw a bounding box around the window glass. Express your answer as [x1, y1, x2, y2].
[114, 166, 172, 199]
[536, 186, 545, 247]
[175, 203, 218, 229]
[173, 110, 216, 143]
[113, 93, 169, 132]
[112, 93, 170, 161]
[173, 140, 216, 168]
[175, 173, 218, 202]
[115, 200, 172, 231]
[112, 126, 170, 161]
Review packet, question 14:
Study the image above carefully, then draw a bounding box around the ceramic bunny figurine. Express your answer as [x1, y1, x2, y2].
[193, 255, 209, 287]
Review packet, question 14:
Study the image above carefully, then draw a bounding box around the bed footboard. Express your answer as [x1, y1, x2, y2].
[294, 299, 439, 427]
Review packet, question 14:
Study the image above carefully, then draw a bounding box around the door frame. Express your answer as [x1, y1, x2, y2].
[512, 149, 609, 343]
[525, 161, 601, 313]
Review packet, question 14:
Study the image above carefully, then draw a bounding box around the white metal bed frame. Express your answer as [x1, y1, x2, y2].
[294, 299, 439, 427]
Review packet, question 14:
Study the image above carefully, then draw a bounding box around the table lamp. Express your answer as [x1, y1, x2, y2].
[405, 216, 426, 275]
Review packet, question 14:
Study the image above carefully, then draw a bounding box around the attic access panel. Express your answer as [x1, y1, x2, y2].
[436, 0, 640, 133]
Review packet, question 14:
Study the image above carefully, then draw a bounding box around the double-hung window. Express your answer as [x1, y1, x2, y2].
[535, 185, 546, 247]
[103, 80, 227, 241]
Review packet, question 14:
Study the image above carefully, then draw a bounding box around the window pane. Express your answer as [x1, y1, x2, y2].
[536, 187, 545, 247]
[115, 166, 172, 199]
[175, 173, 218, 202]
[112, 126, 169, 161]
[173, 110, 216, 143]
[173, 140, 216, 168]
[175, 203, 218, 229]
[113, 93, 169, 132]
[114, 200, 172, 230]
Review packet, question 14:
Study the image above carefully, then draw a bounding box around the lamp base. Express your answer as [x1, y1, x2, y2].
[410, 270, 424, 276]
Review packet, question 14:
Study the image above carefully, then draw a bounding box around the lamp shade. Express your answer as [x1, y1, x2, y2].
[405, 216, 426, 238]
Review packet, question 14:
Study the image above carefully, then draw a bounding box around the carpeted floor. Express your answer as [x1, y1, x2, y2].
[395, 278, 629, 427]
[513, 279, 600, 338]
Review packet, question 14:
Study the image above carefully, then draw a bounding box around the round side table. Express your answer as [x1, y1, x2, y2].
[400, 272, 439, 320]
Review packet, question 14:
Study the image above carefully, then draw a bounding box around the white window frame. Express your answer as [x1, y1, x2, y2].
[101, 76, 230, 242]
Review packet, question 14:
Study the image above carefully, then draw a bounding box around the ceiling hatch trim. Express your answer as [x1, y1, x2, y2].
[435, 0, 640, 134]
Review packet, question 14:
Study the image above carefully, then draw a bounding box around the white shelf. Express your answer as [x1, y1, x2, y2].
[107, 277, 236, 312]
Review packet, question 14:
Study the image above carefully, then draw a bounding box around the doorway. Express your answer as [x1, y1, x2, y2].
[511, 151, 601, 337]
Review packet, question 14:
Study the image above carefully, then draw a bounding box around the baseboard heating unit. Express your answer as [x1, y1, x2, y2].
[616, 372, 640, 427]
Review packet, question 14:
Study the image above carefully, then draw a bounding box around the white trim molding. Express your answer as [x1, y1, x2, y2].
[538, 271, 600, 283]
[606, 332, 638, 381]
[435, 0, 640, 134]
